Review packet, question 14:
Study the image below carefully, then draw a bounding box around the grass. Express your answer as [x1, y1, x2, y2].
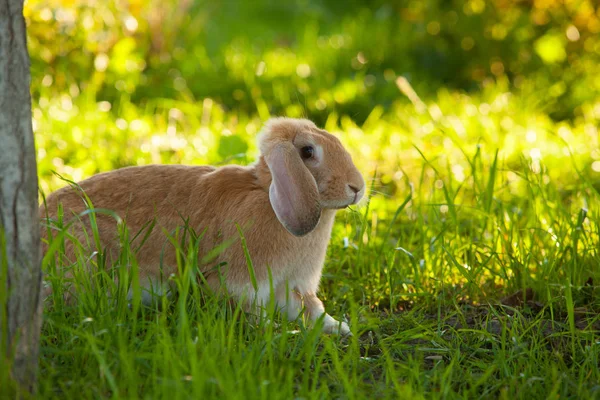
[28, 77, 600, 400]
[11, 1, 600, 397]
[32, 113, 600, 398]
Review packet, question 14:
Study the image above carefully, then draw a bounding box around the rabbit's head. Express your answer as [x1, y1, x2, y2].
[258, 117, 365, 237]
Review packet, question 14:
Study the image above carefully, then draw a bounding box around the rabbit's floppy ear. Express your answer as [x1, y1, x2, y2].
[265, 142, 321, 236]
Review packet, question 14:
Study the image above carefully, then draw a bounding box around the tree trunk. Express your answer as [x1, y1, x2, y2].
[0, 0, 43, 394]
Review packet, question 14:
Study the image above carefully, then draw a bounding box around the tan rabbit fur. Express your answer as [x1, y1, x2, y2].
[40, 117, 365, 334]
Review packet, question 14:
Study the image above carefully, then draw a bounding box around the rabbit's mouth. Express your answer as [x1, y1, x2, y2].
[325, 201, 353, 210]
[331, 205, 349, 210]
[323, 194, 362, 210]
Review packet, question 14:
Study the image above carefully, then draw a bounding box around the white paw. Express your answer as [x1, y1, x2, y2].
[321, 315, 352, 336]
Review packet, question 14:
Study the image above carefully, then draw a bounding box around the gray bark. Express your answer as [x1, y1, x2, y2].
[0, 0, 43, 394]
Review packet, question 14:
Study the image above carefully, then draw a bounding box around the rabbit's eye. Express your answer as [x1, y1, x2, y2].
[300, 146, 314, 160]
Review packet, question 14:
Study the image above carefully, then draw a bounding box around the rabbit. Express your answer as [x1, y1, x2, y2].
[40, 117, 365, 335]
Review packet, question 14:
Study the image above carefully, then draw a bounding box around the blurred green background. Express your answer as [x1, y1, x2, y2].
[28, 0, 600, 194]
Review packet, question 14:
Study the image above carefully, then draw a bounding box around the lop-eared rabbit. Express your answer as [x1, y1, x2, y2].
[41, 118, 365, 335]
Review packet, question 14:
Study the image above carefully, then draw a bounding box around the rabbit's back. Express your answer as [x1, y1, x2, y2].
[40, 164, 225, 273]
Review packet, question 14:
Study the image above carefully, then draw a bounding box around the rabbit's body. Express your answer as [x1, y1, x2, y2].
[41, 118, 365, 334]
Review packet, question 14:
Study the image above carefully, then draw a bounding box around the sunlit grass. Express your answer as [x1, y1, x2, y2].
[35, 95, 600, 396]
[32, 50, 600, 398]
[22, 0, 600, 397]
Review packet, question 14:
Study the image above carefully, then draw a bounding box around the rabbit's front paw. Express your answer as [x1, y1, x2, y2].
[322, 314, 352, 336]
